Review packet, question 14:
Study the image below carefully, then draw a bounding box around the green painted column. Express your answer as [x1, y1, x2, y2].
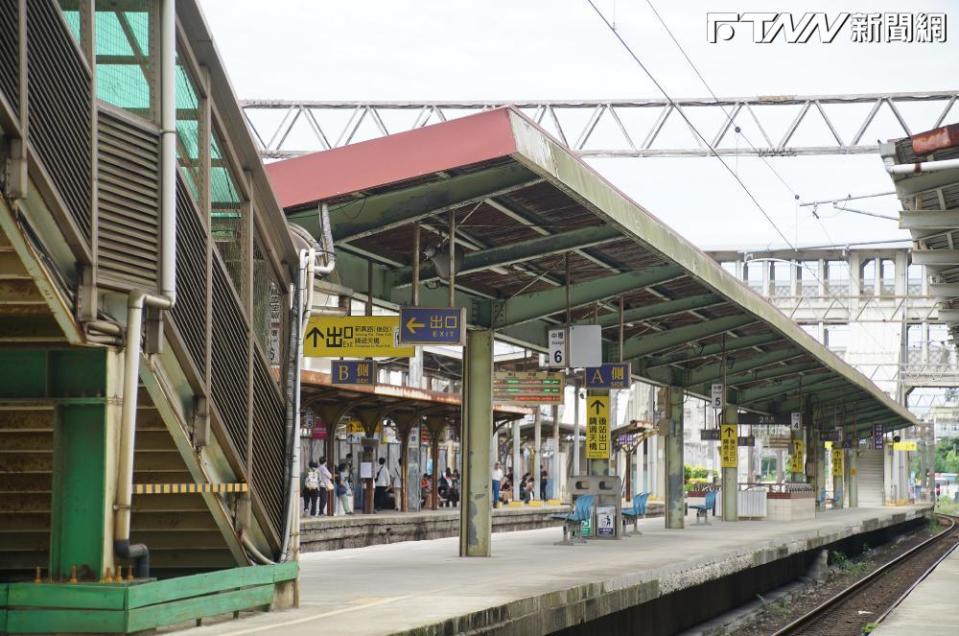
[50, 403, 109, 580]
[460, 329, 493, 557]
[0, 348, 117, 582]
[722, 405, 738, 522]
[664, 386, 684, 530]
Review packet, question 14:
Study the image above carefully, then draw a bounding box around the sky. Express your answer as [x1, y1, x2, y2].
[199, 0, 959, 251]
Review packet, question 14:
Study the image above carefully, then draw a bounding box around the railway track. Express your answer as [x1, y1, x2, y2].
[771, 513, 959, 636]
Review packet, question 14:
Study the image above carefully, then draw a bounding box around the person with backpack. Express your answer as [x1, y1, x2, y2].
[303, 460, 321, 516]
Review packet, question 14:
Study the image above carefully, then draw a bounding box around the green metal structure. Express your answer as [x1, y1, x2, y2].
[0, 0, 303, 630]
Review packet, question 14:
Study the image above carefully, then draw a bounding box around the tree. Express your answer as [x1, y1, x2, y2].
[935, 437, 959, 473]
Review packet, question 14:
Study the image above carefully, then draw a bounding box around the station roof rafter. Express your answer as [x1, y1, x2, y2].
[269, 108, 917, 434]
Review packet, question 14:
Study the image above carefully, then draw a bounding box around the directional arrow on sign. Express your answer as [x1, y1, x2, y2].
[590, 399, 604, 414]
[306, 326, 322, 349]
[722, 426, 736, 439]
[406, 317, 424, 334]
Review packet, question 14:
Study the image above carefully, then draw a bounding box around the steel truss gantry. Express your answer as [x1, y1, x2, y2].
[240, 91, 959, 159]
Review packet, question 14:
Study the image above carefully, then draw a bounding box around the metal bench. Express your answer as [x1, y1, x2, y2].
[622, 492, 649, 535]
[551, 494, 594, 544]
[689, 490, 717, 525]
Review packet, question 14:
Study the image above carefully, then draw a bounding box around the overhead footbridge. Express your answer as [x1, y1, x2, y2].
[1, 1, 309, 631]
[882, 123, 959, 345]
[267, 107, 917, 555]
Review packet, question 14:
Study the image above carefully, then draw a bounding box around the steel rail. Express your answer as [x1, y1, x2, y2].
[770, 513, 957, 636]
[874, 514, 959, 625]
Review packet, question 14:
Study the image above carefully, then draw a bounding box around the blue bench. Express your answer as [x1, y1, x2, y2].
[551, 494, 594, 544]
[689, 490, 717, 525]
[833, 489, 843, 508]
[816, 488, 827, 509]
[622, 492, 649, 534]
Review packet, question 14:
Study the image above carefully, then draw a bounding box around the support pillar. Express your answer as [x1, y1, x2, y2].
[573, 379, 582, 476]
[848, 449, 858, 507]
[512, 419, 521, 501]
[722, 405, 738, 522]
[533, 409, 542, 500]
[6, 348, 119, 582]
[663, 387, 684, 530]
[460, 329, 493, 557]
[551, 404, 560, 499]
[776, 449, 785, 483]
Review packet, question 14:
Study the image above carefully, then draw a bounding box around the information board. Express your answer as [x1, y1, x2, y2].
[493, 371, 564, 404]
[720, 424, 738, 468]
[893, 440, 918, 451]
[873, 423, 884, 450]
[398, 307, 466, 345]
[790, 439, 805, 473]
[304, 316, 413, 358]
[831, 447, 844, 477]
[586, 395, 611, 460]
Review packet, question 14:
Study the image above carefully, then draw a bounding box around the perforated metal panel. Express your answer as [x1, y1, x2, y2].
[171, 178, 208, 378]
[96, 107, 160, 290]
[27, 0, 91, 239]
[0, 0, 19, 118]
[211, 261, 249, 462]
[252, 359, 286, 533]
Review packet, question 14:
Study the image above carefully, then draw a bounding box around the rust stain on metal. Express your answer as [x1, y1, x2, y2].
[912, 123, 959, 155]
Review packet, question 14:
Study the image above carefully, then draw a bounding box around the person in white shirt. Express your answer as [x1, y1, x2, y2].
[491, 462, 504, 508]
[374, 457, 392, 512]
[317, 457, 334, 516]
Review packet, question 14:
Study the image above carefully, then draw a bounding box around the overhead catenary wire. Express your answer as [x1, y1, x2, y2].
[641, 1, 897, 252]
[585, 0, 893, 355]
[584, 0, 794, 249]
[642, 0, 800, 201]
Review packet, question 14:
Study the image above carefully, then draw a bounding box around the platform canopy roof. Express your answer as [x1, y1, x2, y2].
[882, 124, 959, 346]
[269, 108, 917, 435]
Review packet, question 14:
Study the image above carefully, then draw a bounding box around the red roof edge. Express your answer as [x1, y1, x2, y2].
[265, 108, 518, 210]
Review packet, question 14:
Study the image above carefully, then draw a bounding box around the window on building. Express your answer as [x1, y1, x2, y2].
[860, 258, 876, 297]
[745, 261, 765, 294]
[824, 324, 848, 357]
[800, 261, 820, 297]
[771, 261, 792, 298]
[880, 259, 896, 297]
[825, 260, 849, 296]
[908, 263, 924, 296]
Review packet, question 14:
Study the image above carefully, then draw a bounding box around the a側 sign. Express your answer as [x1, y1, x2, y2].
[584, 363, 631, 389]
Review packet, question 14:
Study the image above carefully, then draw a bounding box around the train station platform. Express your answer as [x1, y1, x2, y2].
[180, 505, 929, 636]
[872, 535, 959, 636]
[299, 503, 667, 551]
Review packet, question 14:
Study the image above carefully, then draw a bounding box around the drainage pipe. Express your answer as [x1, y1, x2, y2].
[113, 0, 177, 579]
[885, 157, 959, 175]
